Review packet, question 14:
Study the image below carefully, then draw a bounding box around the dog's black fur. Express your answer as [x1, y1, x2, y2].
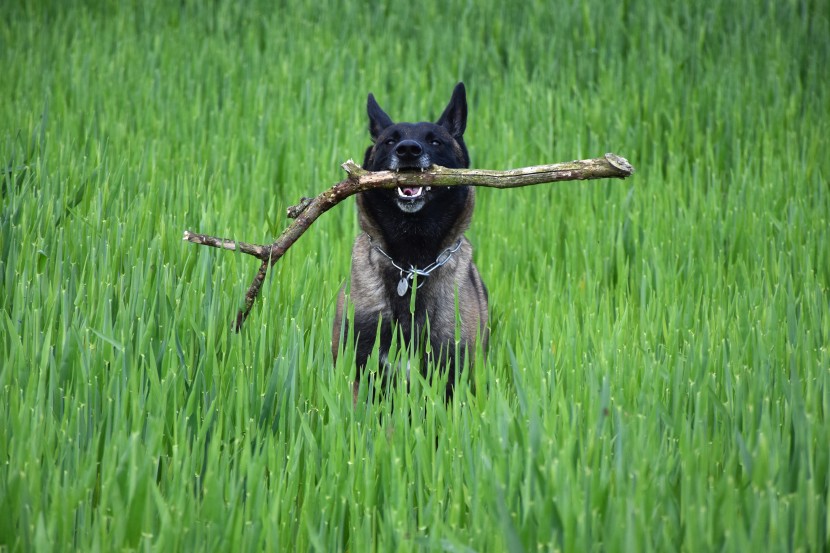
[332, 83, 488, 401]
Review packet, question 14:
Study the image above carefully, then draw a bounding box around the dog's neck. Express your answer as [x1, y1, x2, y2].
[356, 188, 475, 268]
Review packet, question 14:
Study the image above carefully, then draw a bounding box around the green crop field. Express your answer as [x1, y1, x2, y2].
[2, 0, 828, 551]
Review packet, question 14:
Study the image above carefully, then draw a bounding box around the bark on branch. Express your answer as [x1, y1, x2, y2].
[183, 153, 634, 331]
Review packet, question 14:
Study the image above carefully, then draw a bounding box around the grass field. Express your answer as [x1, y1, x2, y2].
[2, 0, 829, 551]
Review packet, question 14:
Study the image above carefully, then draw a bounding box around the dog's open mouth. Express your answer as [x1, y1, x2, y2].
[397, 186, 426, 199]
[394, 185, 432, 213]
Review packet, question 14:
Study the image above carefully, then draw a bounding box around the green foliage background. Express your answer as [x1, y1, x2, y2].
[1, 0, 828, 550]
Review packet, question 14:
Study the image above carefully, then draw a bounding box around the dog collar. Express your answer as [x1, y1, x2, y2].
[367, 235, 463, 296]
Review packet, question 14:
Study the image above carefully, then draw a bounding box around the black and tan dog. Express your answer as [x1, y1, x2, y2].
[332, 83, 488, 401]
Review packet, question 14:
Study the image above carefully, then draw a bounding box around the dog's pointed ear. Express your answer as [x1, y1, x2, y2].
[367, 93, 394, 142]
[436, 82, 467, 139]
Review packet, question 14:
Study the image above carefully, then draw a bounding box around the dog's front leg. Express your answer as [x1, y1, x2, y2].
[351, 313, 397, 401]
[425, 323, 476, 402]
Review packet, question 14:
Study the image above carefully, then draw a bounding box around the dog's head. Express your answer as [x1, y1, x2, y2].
[362, 83, 469, 214]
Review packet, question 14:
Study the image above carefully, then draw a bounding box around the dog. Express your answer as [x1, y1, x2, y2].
[332, 82, 488, 402]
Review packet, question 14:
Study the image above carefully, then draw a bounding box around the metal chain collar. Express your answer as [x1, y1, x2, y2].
[367, 235, 463, 296]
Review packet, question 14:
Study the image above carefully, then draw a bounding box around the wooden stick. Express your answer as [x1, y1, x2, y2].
[183, 154, 634, 331]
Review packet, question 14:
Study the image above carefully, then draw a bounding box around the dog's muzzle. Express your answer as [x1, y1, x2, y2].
[385, 139, 433, 212]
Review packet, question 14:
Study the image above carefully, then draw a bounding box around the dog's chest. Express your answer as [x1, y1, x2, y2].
[352, 247, 456, 310]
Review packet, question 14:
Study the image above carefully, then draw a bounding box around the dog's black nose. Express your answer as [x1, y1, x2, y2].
[395, 140, 423, 159]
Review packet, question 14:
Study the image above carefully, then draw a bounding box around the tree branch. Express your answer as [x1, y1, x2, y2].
[183, 153, 634, 331]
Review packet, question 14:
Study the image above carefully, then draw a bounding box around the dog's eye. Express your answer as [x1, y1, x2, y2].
[431, 139, 441, 146]
[385, 139, 395, 146]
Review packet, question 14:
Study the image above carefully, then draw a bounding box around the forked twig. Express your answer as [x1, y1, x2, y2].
[183, 154, 635, 331]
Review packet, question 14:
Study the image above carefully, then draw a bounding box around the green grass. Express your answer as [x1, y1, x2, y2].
[2, 0, 828, 550]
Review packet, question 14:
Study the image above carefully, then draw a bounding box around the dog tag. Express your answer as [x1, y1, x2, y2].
[397, 277, 409, 296]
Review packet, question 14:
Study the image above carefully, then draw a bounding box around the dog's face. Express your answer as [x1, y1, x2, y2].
[362, 83, 470, 214]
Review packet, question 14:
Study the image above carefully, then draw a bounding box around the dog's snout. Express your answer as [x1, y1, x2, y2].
[395, 140, 423, 159]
